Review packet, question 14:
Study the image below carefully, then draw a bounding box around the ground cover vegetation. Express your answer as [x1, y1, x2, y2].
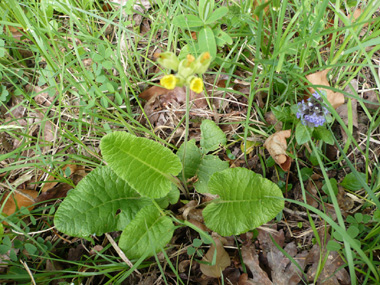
[0, 0, 380, 284]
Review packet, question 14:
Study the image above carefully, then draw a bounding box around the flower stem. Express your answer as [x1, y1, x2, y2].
[181, 86, 190, 197]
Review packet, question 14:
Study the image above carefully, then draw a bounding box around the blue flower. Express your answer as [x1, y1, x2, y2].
[296, 92, 329, 128]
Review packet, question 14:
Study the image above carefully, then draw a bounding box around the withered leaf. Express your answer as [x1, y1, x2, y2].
[25, 84, 54, 107]
[258, 229, 309, 285]
[200, 234, 231, 278]
[139, 86, 207, 134]
[41, 164, 85, 193]
[307, 244, 350, 284]
[306, 69, 344, 109]
[241, 243, 272, 285]
[1, 189, 38, 223]
[263, 130, 292, 171]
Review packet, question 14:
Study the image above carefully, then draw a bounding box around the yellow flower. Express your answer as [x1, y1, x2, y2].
[160, 74, 177, 90]
[189, 77, 203, 93]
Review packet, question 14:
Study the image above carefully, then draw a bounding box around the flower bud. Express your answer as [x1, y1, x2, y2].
[156, 52, 179, 71]
[194, 52, 212, 74]
[160, 74, 178, 90]
[178, 54, 196, 79]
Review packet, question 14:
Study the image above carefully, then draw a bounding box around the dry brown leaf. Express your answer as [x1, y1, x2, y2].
[257, 229, 309, 285]
[241, 243, 272, 285]
[199, 234, 231, 278]
[337, 185, 354, 212]
[362, 89, 380, 110]
[238, 273, 258, 285]
[265, 111, 283, 132]
[352, 8, 368, 27]
[307, 244, 350, 284]
[252, 0, 270, 20]
[139, 86, 207, 137]
[306, 69, 344, 109]
[41, 164, 83, 192]
[263, 130, 292, 171]
[306, 179, 321, 209]
[4, 95, 27, 127]
[3, 25, 24, 41]
[36, 183, 73, 203]
[1, 189, 38, 223]
[25, 84, 55, 107]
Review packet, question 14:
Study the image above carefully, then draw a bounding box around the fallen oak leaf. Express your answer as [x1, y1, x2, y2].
[199, 233, 231, 278]
[25, 84, 55, 107]
[1, 189, 38, 224]
[41, 164, 85, 193]
[263, 130, 292, 171]
[306, 69, 344, 109]
[35, 183, 73, 203]
[241, 243, 272, 285]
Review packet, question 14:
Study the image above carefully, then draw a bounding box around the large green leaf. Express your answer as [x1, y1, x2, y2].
[200, 119, 227, 153]
[194, 155, 229, 193]
[172, 14, 204, 28]
[54, 166, 151, 237]
[203, 168, 284, 236]
[205, 7, 229, 25]
[198, 26, 217, 59]
[100, 132, 182, 199]
[177, 139, 202, 179]
[119, 206, 174, 260]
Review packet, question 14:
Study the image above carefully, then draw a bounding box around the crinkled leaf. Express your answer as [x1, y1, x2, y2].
[54, 166, 151, 237]
[172, 14, 204, 28]
[203, 168, 284, 236]
[100, 132, 182, 198]
[194, 155, 229, 193]
[200, 119, 227, 153]
[177, 139, 202, 179]
[119, 206, 174, 260]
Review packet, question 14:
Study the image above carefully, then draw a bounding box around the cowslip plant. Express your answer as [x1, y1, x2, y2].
[54, 120, 284, 260]
[172, 0, 232, 58]
[157, 51, 211, 93]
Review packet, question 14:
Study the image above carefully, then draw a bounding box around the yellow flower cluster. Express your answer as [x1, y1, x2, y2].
[157, 51, 211, 94]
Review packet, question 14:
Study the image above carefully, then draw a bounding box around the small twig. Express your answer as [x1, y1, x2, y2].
[283, 207, 320, 219]
[20, 260, 36, 285]
[105, 233, 141, 275]
[12, 226, 56, 236]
